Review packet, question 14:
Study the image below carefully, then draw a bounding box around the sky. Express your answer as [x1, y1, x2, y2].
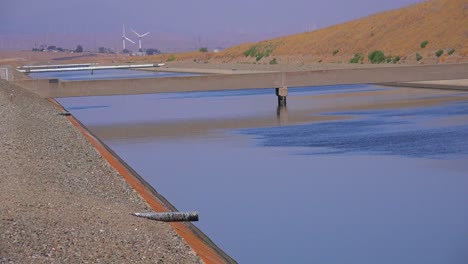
[0, 0, 424, 51]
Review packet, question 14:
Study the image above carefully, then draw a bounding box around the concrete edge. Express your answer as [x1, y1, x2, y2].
[48, 99, 237, 264]
[141, 67, 275, 75]
[379, 82, 468, 91]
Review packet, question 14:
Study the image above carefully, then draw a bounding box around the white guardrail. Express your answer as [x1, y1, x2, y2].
[16, 63, 165, 73]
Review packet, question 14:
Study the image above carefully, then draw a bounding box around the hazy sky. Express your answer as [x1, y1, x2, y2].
[0, 0, 423, 51]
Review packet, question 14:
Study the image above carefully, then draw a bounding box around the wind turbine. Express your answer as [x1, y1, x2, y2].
[131, 29, 150, 51]
[121, 25, 135, 52]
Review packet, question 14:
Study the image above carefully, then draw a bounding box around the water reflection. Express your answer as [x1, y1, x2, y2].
[243, 103, 468, 158]
[276, 104, 289, 125]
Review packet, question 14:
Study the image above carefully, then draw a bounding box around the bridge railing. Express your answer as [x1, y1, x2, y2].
[13, 63, 468, 98]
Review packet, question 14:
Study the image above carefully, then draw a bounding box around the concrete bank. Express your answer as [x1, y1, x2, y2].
[0, 80, 223, 263]
[381, 79, 468, 91]
[142, 61, 403, 75]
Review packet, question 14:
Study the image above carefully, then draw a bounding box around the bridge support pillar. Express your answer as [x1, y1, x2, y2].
[276, 87, 288, 106]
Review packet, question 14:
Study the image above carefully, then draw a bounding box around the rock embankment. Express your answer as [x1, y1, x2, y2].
[0, 80, 201, 263]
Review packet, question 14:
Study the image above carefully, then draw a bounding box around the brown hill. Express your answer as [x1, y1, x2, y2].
[212, 0, 468, 64]
[3, 0, 466, 68]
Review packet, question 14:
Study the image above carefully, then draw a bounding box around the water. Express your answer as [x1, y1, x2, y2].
[28, 68, 195, 80]
[242, 102, 468, 158]
[46, 70, 468, 263]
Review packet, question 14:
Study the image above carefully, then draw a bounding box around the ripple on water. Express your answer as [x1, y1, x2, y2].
[240, 102, 468, 159]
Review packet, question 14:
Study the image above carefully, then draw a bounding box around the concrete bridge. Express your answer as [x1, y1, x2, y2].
[15, 63, 468, 106]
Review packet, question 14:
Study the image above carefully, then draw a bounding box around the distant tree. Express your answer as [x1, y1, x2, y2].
[199, 47, 208, 52]
[435, 49, 443, 57]
[56, 47, 64, 52]
[145, 48, 161, 55]
[98, 47, 107, 53]
[47, 45, 56, 51]
[122, 49, 130, 54]
[420, 40, 429, 49]
[75, 45, 83, 53]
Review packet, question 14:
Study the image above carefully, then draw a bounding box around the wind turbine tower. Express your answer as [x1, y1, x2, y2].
[131, 29, 150, 51]
[121, 25, 135, 52]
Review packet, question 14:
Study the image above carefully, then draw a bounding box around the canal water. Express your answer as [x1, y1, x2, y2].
[29, 68, 195, 81]
[37, 70, 468, 263]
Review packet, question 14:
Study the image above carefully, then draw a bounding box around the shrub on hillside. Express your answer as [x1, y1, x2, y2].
[350, 53, 362, 63]
[243, 46, 258, 57]
[199, 47, 208, 52]
[368, 50, 385, 64]
[448, 49, 455, 55]
[166, 54, 176, 62]
[244, 45, 274, 61]
[420, 41, 429, 49]
[386, 55, 392, 63]
[435, 49, 443, 57]
[332, 49, 339, 56]
[416, 53, 423, 61]
[392, 56, 400, 63]
[269, 58, 278, 65]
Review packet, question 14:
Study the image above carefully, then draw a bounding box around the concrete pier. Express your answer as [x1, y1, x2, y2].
[276, 86, 288, 106]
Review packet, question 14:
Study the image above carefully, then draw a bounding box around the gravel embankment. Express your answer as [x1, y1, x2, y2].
[0, 80, 202, 263]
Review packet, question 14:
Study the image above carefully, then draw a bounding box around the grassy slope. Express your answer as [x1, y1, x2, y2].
[214, 0, 468, 64]
[3, 0, 466, 66]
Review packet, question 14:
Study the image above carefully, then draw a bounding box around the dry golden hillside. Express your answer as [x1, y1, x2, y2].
[214, 0, 468, 64]
[2, 0, 466, 67]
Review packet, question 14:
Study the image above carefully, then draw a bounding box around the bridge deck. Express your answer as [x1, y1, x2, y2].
[14, 63, 468, 98]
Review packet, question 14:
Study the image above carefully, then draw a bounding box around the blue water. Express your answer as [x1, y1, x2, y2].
[28, 69, 196, 80]
[44, 70, 468, 264]
[241, 102, 468, 158]
[157, 84, 386, 99]
[56, 83, 388, 127]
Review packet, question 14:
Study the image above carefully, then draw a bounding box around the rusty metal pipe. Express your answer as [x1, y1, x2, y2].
[132, 211, 199, 222]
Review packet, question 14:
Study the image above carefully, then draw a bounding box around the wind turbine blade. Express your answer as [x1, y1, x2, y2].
[141, 32, 150, 37]
[125, 37, 135, 44]
[131, 29, 140, 37]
